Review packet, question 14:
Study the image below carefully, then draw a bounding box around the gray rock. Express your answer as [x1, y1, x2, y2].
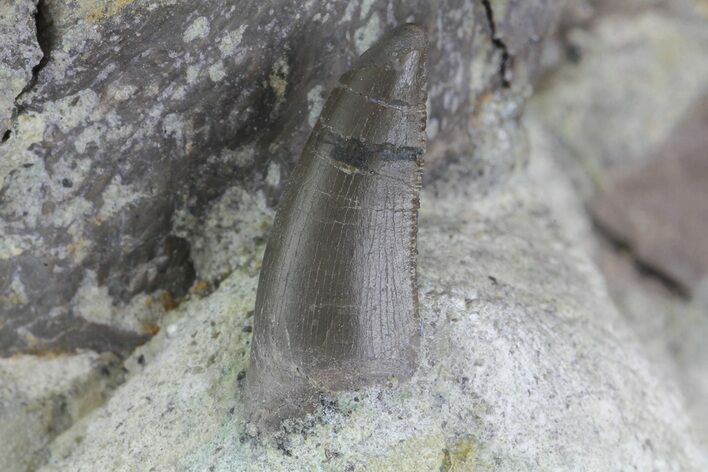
[0, 0, 560, 357]
[0, 352, 124, 472]
[530, 4, 708, 199]
[38, 149, 707, 471]
[0, 0, 43, 139]
[591, 97, 708, 295]
[596, 242, 708, 447]
[528, 0, 708, 453]
[4, 3, 707, 469]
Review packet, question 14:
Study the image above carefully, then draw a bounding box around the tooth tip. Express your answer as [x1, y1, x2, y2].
[354, 23, 428, 76]
[323, 23, 428, 145]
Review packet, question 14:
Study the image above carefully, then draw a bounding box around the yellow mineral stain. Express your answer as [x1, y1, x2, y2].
[190, 280, 211, 296]
[0, 292, 28, 306]
[84, 0, 138, 23]
[161, 291, 178, 311]
[441, 438, 476, 471]
[360, 433, 448, 472]
[143, 322, 161, 336]
[67, 238, 88, 259]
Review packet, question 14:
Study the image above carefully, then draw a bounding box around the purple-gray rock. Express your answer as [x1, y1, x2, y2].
[591, 97, 708, 295]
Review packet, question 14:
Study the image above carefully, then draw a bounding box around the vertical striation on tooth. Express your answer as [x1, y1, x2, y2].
[245, 24, 428, 429]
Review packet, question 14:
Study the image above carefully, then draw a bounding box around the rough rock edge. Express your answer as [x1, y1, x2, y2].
[0, 352, 125, 472]
[0, 0, 44, 138]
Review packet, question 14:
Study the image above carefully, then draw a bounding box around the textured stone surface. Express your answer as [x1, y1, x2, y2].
[528, 0, 708, 453]
[0, 0, 560, 357]
[591, 98, 708, 294]
[596, 243, 708, 447]
[38, 150, 707, 471]
[531, 3, 708, 199]
[3, 2, 707, 470]
[0, 352, 124, 472]
[0, 0, 43, 139]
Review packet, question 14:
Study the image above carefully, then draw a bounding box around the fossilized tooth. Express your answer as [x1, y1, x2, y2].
[245, 24, 428, 428]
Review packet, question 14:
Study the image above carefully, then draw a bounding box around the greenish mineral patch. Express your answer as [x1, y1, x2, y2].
[218, 25, 247, 57]
[183, 16, 210, 43]
[441, 438, 476, 471]
[269, 56, 290, 109]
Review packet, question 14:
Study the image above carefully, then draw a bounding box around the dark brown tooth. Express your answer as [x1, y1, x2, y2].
[245, 24, 428, 430]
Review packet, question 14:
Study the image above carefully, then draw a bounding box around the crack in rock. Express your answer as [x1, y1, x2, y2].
[14, 0, 52, 114]
[0, 0, 44, 139]
[481, 0, 512, 88]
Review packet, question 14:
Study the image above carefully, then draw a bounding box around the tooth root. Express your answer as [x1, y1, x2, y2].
[245, 24, 428, 429]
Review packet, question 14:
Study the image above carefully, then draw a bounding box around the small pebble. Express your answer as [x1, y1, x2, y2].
[166, 324, 179, 338]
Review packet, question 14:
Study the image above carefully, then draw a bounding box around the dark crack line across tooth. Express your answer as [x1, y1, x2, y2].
[318, 122, 424, 156]
[335, 84, 424, 112]
[311, 148, 419, 192]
